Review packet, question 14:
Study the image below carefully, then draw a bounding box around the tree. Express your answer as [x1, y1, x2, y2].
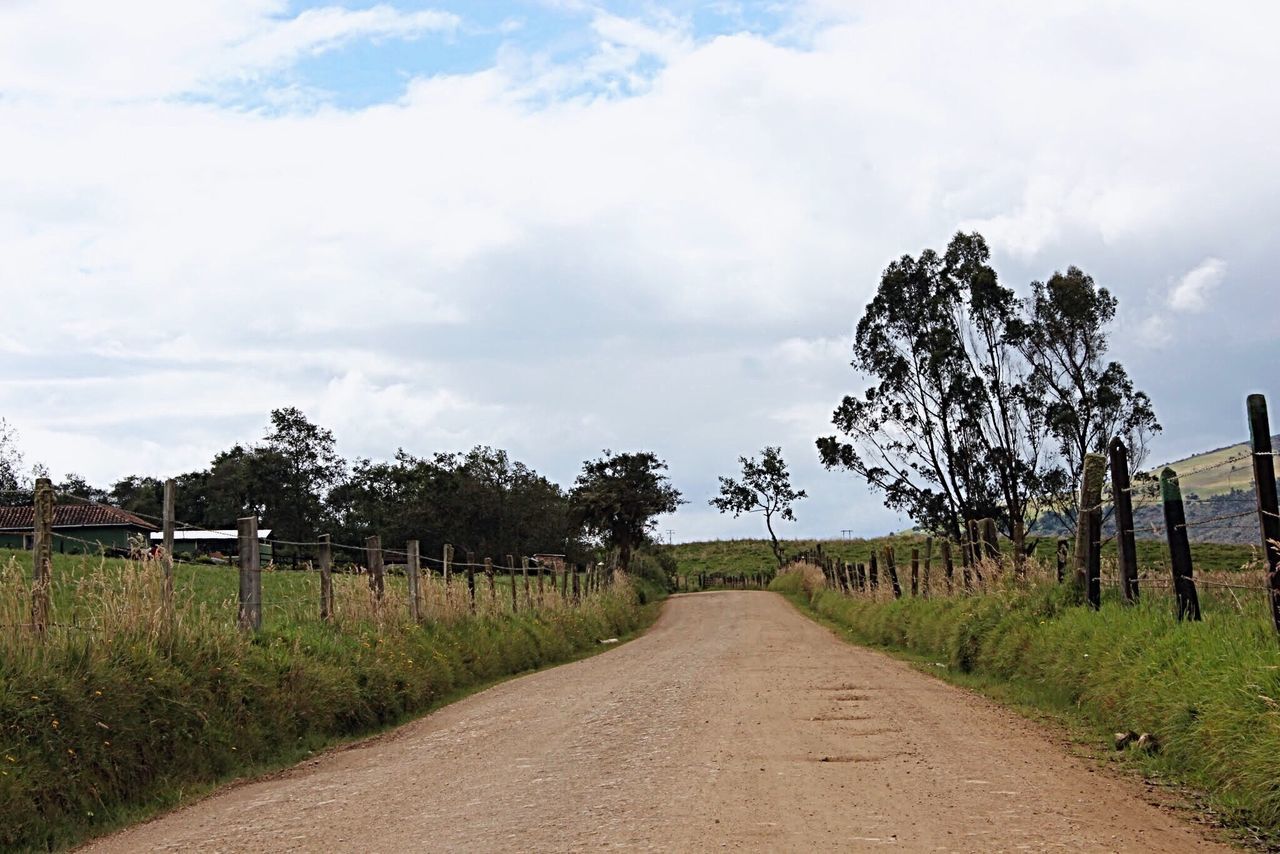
[571, 451, 684, 572]
[55, 473, 108, 503]
[816, 233, 1038, 543]
[1012, 267, 1160, 531]
[710, 446, 806, 567]
[259, 407, 345, 543]
[0, 419, 26, 492]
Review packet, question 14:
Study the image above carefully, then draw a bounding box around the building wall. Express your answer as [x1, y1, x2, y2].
[0, 527, 142, 554]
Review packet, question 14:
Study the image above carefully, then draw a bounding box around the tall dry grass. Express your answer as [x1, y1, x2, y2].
[0, 550, 646, 850]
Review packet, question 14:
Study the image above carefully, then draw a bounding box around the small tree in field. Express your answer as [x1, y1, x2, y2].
[571, 451, 684, 572]
[710, 446, 807, 568]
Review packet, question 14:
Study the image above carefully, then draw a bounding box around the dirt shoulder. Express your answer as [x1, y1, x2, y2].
[84, 592, 1232, 852]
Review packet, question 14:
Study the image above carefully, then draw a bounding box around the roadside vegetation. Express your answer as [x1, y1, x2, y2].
[669, 536, 1259, 582]
[771, 561, 1280, 846]
[0, 549, 655, 851]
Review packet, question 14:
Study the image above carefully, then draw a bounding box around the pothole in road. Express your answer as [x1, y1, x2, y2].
[832, 694, 870, 702]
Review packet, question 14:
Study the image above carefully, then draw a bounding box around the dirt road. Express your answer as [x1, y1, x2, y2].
[86, 592, 1230, 852]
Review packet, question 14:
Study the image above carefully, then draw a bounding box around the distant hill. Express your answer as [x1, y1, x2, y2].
[1152, 435, 1277, 499]
[1033, 435, 1278, 545]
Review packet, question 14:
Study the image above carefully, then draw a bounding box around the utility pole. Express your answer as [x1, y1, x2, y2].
[666, 529, 675, 545]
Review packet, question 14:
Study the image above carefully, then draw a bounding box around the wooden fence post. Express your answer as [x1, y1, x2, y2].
[443, 543, 452, 584]
[982, 518, 1000, 563]
[365, 535, 384, 602]
[572, 563, 581, 601]
[484, 557, 495, 608]
[1055, 538, 1068, 584]
[318, 534, 333, 622]
[1109, 438, 1140, 603]
[560, 560, 569, 599]
[162, 477, 175, 607]
[31, 478, 53, 634]
[1076, 453, 1106, 604]
[507, 555, 517, 612]
[883, 546, 902, 598]
[1246, 394, 1280, 634]
[910, 548, 920, 596]
[237, 516, 262, 631]
[522, 556, 532, 609]
[536, 557, 545, 599]
[407, 539, 423, 623]
[922, 537, 933, 598]
[941, 540, 953, 593]
[869, 552, 879, 590]
[466, 550, 476, 612]
[1161, 468, 1202, 621]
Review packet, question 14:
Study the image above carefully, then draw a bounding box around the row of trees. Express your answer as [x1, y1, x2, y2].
[817, 231, 1159, 554]
[3, 410, 683, 571]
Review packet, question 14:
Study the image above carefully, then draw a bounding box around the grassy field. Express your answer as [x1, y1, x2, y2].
[0, 548, 649, 850]
[771, 563, 1280, 846]
[668, 536, 1262, 580]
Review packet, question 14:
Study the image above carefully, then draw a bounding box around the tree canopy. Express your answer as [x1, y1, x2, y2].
[710, 446, 806, 567]
[571, 451, 684, 571]
[818, 231, 1157, 548]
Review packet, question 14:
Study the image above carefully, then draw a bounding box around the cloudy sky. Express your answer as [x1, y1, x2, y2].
[2, 0, 1277, 541]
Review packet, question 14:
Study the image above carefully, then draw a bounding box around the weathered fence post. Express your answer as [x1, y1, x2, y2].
[1161, 468, 1202, 621]
[522, 556, 532, 609]
[1109, 438, 1140, 603]
[407, 539, 423, 623]
[318, 533, 333, 622]
[466, 550, 476, 612]
[443, 543, 452, 584]
[883, 546, 903, 598]
[365, 535, 385, 602]
[572, 563, 581, 601]
[536, 557, 545, 598]
[237, 516, 262, 631]
[162, 477, 175, 607]
[982, 518, 1000, 563]
[507, 555, 518, 612]
[484, 557, 496, 607]
[922, 537, 933, 598]
[1247, 394, 1280, 634]
[31, 478, 53, 634]
[869, 552, 879, 590]
[910, 548, 920, 596]
[1076, 453, 1106, 607]
[1055, 538, 1068, 584]
[942, 540, 953, 593]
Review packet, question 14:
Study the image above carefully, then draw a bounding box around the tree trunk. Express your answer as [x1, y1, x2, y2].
[765, 512, 783, 568]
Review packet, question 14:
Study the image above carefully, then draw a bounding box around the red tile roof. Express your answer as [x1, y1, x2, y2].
[0, 503, 156, 531]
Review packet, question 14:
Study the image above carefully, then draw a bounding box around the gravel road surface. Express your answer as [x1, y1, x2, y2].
[85, 591, 1230, 852]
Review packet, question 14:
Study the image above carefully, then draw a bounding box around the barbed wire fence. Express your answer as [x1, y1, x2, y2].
[788, 393, 1280, 636]
[16, 482, 615, 638]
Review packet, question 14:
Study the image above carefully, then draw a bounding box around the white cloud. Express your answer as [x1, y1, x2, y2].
[1, 1, 1277, 537]
[1168, 257, 1226, 313]
[0, 1, 457, 101]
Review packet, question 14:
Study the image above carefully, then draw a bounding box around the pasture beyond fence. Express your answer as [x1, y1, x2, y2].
[18, 480, 617, 639]
[791, 393, 1280, 634]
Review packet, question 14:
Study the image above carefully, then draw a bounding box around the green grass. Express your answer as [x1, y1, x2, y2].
[0, 549, 651, 851]
[668, 536, 1260, 580]
[771, 568, 1280, 846]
